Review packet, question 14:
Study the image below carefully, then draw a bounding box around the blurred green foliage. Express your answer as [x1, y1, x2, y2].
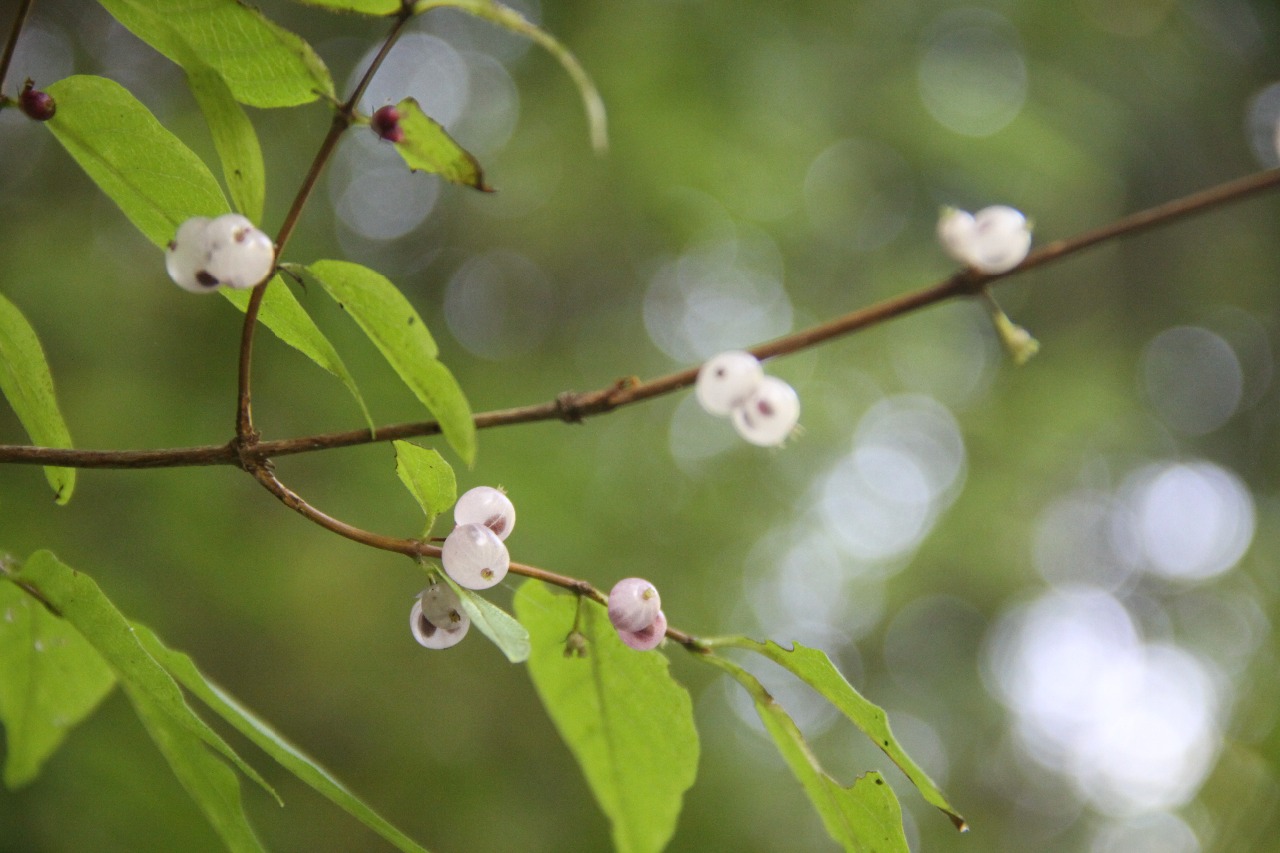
[4, 0, 1280, 851]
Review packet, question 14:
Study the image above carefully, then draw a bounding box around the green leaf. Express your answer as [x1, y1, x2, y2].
[741, 640, 966, 831]
[393, 441, 456, 535]
[45, 75, 228, 250]
[286, 0, 401, 14]
[95, 0, 334, 107]
[440, 575, 529, 663]
[222, 278, 374, 431]
[134, 624, 433, 853]
[413, 0, 607, 151]
[7, 551, 279, 805]
[390, 98, 491, 191]
[0, 580, 115, 788]
[187, 64, 266, 222]
[515, 582, 698, 853]
[0, 293, 75, 504]
[704, 654, 908, 853]
[129, 688, 267, 853]
[304, 260, 476, 464]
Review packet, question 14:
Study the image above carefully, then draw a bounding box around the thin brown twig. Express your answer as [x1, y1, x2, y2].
[7, 166, 1280, 470]
[0, 0, 33, 95]
[234, 9, 415, 443]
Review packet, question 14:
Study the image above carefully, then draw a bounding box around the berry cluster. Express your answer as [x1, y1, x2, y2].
[695, 350, 800, 446]
[937, 205, 1032, 274]
[607, 577, 666, 650]
[165, 214, 276, 293]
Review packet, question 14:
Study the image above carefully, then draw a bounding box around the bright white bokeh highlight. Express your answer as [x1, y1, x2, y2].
[1141, 326, 1243, 436]
[643, 233, 792, 363]
[986, 587, 1224, 815]
[1123, 462, 1255, 582]
[1091, 812, 1200, 853]
[918, 11, 1028, 137]
[330, 132, 442, 240]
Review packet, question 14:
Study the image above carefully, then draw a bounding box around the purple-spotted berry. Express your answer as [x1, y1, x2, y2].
[441, 522, 510, 590]
[454, 486, 516, 541]
[730, 375, 800, 446]
[696, 350, 764, 417]
[410, 593, 469, 649]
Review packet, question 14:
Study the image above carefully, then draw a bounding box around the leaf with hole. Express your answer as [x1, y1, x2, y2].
[0, 579, 115, 788]
[305, 261, 476, 465]
[516, 581, 698, 853]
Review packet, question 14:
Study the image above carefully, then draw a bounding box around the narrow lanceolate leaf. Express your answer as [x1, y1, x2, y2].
[135, 624, 433, 853]
[9, 551, 278, 805]
[130, 689, 267, 853]
[305, 261, 476, 465]
[0, 580, 115, 788]
[286, 0, 400, 14]
[413, 0, 607, 152]
[222, 279, 374, 431]
[743, 640, 966, 831]
[187, 64, 266, 222]
[95, 0, 334, 107]
[45, 75, 228, 250]
[393, 441, 456, 536]
[0, 294, 75, 504]
[705, 655, 908, 853]
[391, 98, 491, 191]
[515, 582, 698, 853]
[441, 575, 529, 663]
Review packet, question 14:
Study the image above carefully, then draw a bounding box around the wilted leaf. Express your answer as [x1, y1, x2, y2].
[389, 98, 491, 191]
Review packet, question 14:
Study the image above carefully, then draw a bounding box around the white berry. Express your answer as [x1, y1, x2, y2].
[608, 578, 662, 633]
[936, 208, 977, 265]
[454, 486, 516, 540]
[441, 522, 510, 590]
[165, 217, 218, 293]
[696, 350, 764, 416]
[203, 213, 276, 290]
[617, 609, 667, 651]
[410, 597, 469, 649]
[968, 205, 1031, 273]
[731, 376, 800, 446]
[419, 582, 466, 631]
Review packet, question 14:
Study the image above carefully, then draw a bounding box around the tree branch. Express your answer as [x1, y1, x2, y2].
[4, 166, 1280, 470]
[0, 0, 32, 96]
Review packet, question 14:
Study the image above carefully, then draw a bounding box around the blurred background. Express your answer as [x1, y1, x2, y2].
[3, 0, 1280, 850]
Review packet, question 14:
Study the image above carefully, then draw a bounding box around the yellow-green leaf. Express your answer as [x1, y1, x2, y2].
[187, 64, 266, 222]
[393, 441, 456, 535]
[390, 98, 491, 190]
[0, 293, 75, 504]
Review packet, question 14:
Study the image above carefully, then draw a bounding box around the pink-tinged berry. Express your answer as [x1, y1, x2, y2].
[410, 596, 469, 649]
[18, 80, 55, 121]
[617, 610, 668, 651]
[608, 578, 662, 633]
[730, 375, 800, 446]
[441, 522, 510, 590]
[454, 486, 516, 540]
[371, 105, 404, 143]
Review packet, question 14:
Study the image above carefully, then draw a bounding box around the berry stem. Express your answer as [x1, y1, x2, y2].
[0, 0, 34, 95]
[234, 8, 415, 443]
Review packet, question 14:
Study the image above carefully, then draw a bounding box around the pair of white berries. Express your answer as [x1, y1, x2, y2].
[607, 577, 666, 651]
[936, 205, 1032, 274]
[411, 486, 516, 650]
[695, 351, 800, 447]
[165, 214, 276, 292]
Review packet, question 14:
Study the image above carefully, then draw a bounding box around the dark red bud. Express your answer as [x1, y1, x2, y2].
[371, 105, 404, 143]
[18, 79, 55, 121]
